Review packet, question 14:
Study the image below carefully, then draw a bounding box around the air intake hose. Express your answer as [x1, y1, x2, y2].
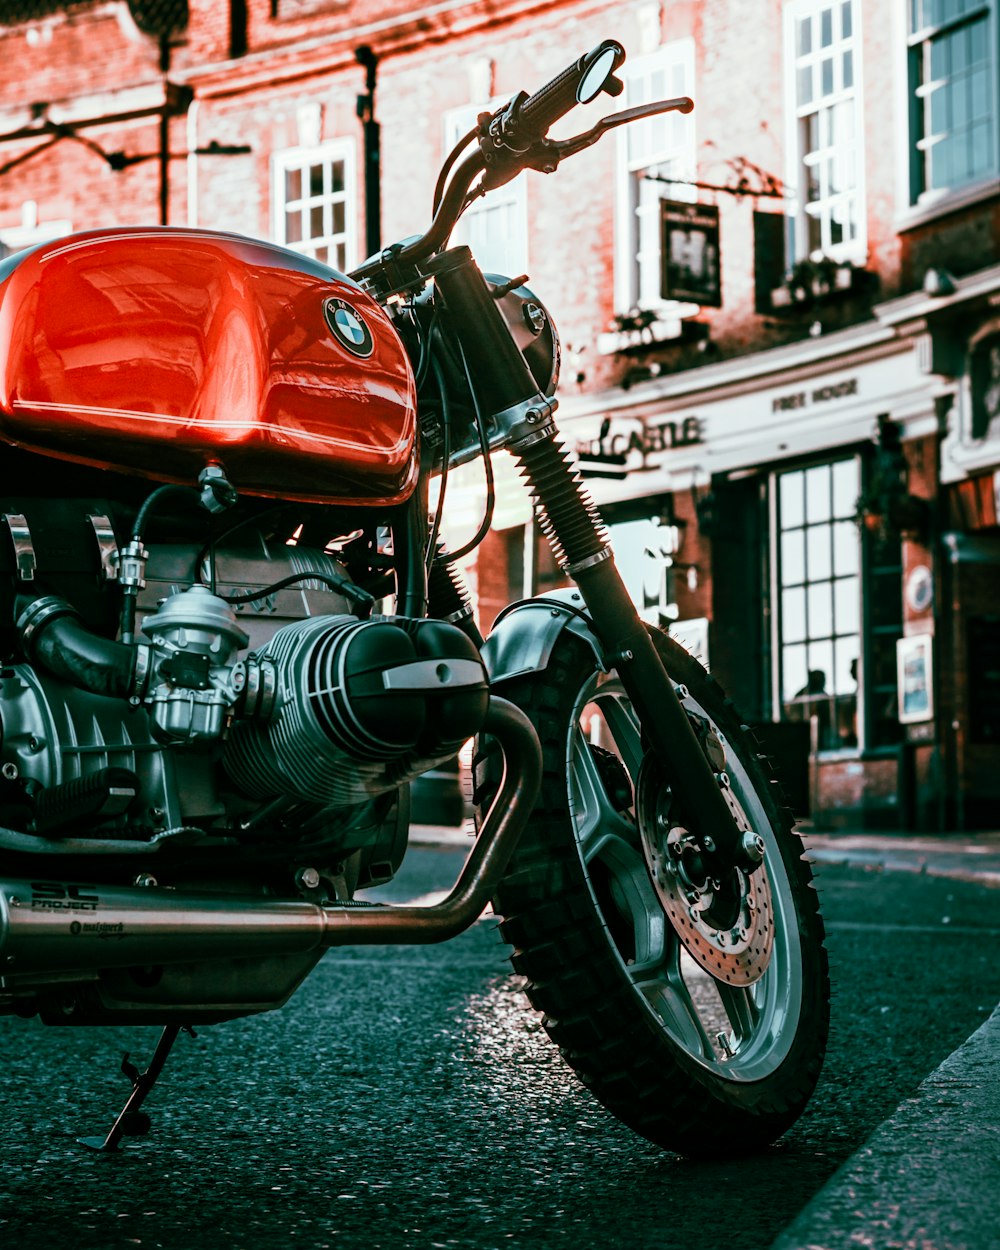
[15, 595, 140, 700]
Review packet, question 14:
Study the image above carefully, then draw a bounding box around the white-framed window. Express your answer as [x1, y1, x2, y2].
[272, 139, 357, 271]
[613, 39, 697, 315]
[444, 106, 529, 278]
[905, 0, 998, 205]
[772, 459, 862, 751]
[784, 0, 865, 263]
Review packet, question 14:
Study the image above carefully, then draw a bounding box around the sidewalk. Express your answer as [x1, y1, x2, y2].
[412, 819, 1000, 888]
[412, 818, 1000, 1250]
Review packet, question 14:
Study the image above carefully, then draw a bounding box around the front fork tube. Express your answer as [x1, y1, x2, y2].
[511, 432, 761, 875]
[571, 555, 759, 872]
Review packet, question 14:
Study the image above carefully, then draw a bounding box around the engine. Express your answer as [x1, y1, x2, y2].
[0, 502, 488, 857]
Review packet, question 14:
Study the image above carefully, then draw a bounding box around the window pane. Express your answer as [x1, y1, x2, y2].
[843, 48, 854, 89]
[783, 586, 807, 643]
[808, 581, 834, 636]
[841, 1, 852, 39]
[808, 525, 832, 581]
[332, 200, 345, 235]
[309, 164, 324, 196]
[798, 65, 814, 106]
[331, 161, 345, 194]
[310, 205, 324, 239]
[806, 465, 831, 522]
[835, 635, 860, 697]
[783, 644, 809, 702]
[821, 8, 833, 46]
[797, 15, 812, 55]
[807, 639, 835, 693]
[780, 473, 805, 529]
[782, 529, 806, 585]
[284, 167, 302, 202]
[821, 56, 834, 96]
[285, 209, 302, 243]
[832, 458, 858, 516]
[833, 520, 859, 575]
[834, 576, 860, 635]
[930, 36, 951, 80]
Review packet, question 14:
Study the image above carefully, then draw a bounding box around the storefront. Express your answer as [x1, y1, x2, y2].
[438, 266, 1000, 832]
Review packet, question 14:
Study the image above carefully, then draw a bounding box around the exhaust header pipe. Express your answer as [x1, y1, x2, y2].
[0, 698, 541, 980]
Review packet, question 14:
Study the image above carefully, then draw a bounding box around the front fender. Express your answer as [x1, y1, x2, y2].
[482, 589, 606, 683]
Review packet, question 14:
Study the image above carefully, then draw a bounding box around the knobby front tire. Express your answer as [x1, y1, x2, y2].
[476, 628, 830, 1157]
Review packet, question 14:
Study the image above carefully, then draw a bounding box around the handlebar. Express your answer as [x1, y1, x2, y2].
[497, 40, 626, 150]
[349, 39, 690, 296]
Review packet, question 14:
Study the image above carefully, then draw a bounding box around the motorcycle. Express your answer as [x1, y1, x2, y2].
[0, 40, 829, 1156]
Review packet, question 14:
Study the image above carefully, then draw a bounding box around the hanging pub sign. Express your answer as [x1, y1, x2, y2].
[660, 200, 722, 307]
[970, 330, 1000, 439]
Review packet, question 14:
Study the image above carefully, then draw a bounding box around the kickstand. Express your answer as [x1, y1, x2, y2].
[79, 1023, 195, 1153]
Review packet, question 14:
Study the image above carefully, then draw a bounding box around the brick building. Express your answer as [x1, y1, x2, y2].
[1, 0, 999, 829]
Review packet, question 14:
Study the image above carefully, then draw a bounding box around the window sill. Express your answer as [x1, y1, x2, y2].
[895, 176, 1000, 234]
[598, 304, 701, 356]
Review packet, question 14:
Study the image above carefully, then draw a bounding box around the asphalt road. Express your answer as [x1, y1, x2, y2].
[1, 845, 998, 1250]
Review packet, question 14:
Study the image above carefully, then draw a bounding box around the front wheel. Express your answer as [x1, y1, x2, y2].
[477, 628, 829, 1156]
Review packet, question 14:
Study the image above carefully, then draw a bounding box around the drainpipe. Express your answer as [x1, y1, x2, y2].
[159, 36, 171, 225]
[355, 45, 381, 257]
[186, 97, 199, 227]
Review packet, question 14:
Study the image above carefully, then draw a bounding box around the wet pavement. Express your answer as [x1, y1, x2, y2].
[0, 832, 997, 1249]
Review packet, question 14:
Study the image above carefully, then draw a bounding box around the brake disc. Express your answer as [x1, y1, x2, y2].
[636, 758, 774, 987]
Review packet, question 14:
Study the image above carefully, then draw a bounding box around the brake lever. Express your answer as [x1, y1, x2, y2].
[545, 97, 694, 163]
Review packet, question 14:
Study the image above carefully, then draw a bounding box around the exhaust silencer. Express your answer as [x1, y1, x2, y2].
[0, 698, 541, 980]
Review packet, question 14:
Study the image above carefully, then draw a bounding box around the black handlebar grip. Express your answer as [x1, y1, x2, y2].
[516, 40, 626, 142]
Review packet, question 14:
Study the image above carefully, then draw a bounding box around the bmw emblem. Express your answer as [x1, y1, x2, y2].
[324, 297, 374, 358]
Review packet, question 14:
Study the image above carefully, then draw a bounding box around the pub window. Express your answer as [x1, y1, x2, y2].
[774, 459, 861, 750]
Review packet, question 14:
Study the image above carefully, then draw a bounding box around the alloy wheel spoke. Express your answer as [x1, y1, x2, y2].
[628, 961, 717, 1063]
[591, 689, 645, 781]
[716, 980, 763, 1046]
[571, 728, 640, 861]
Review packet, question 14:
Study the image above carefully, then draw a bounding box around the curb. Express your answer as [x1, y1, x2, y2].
[802, 832, 1000, 889]
[770, 1003, 1000, 1250]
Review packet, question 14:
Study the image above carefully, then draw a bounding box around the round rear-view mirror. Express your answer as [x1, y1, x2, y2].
[577, 46, 619, 104]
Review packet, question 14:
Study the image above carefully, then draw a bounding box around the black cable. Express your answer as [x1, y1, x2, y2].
[444, 341, 495, 563]
[132, 484, 200, 541]
[220, 570, 374, 614]
[433, 124, 478, 214]
[195, 504, 294, 594]
[414, 307, 441, 392]
[424, 352, 452, 576]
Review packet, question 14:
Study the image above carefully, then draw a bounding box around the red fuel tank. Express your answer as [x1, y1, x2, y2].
[0, 228, 418, 505]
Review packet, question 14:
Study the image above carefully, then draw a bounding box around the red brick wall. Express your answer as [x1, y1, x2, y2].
[4, 1, 998, 363]
[0, 4, 160, 111]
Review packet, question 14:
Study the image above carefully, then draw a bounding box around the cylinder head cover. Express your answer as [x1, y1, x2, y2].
[224, 615, 488, 805]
